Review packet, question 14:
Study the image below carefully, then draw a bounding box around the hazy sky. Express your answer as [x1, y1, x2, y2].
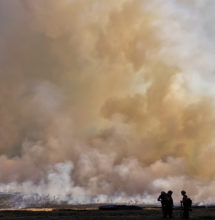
[1, 0, 215, 205]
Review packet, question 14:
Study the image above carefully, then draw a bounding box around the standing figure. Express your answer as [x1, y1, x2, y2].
[158, 191, 168, 218]
[166, 190, 174, 218]
[181, 190, 192, 219]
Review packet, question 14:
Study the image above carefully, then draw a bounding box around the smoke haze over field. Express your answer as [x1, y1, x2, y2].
[1, 0, 215, 206]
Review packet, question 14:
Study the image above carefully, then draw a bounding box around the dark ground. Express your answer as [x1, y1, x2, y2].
[0, 207, 214, 220]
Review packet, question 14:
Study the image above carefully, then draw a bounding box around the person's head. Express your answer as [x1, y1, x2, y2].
[161, 191, 166, 195]
[181, 190, 186, 196]
[168, 190, 173, 195]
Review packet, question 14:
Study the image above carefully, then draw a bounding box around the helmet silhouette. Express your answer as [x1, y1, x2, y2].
[181, 190, 186, 195]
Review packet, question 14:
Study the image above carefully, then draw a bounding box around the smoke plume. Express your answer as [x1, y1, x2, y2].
[0, 0, 215, 206]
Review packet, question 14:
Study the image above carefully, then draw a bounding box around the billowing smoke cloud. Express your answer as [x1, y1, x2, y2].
[0, 0, 215, 206]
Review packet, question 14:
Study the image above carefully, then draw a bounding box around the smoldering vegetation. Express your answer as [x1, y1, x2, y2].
[0, 208, 215, 220]
[0, 0, 215, 206]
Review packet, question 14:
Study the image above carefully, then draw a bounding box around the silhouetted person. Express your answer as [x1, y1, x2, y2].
[166, 190, 174, 218]
[181, 190, 192, 219]
[158, 191, 168, 218]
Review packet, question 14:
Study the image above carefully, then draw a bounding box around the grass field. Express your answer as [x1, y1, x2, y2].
[0, 207, 214, 220]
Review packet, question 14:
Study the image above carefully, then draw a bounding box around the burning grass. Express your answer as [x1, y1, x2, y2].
[0, 207, 213, 219]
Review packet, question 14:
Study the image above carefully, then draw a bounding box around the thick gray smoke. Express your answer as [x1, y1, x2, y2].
[0, 0, 215, 207]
